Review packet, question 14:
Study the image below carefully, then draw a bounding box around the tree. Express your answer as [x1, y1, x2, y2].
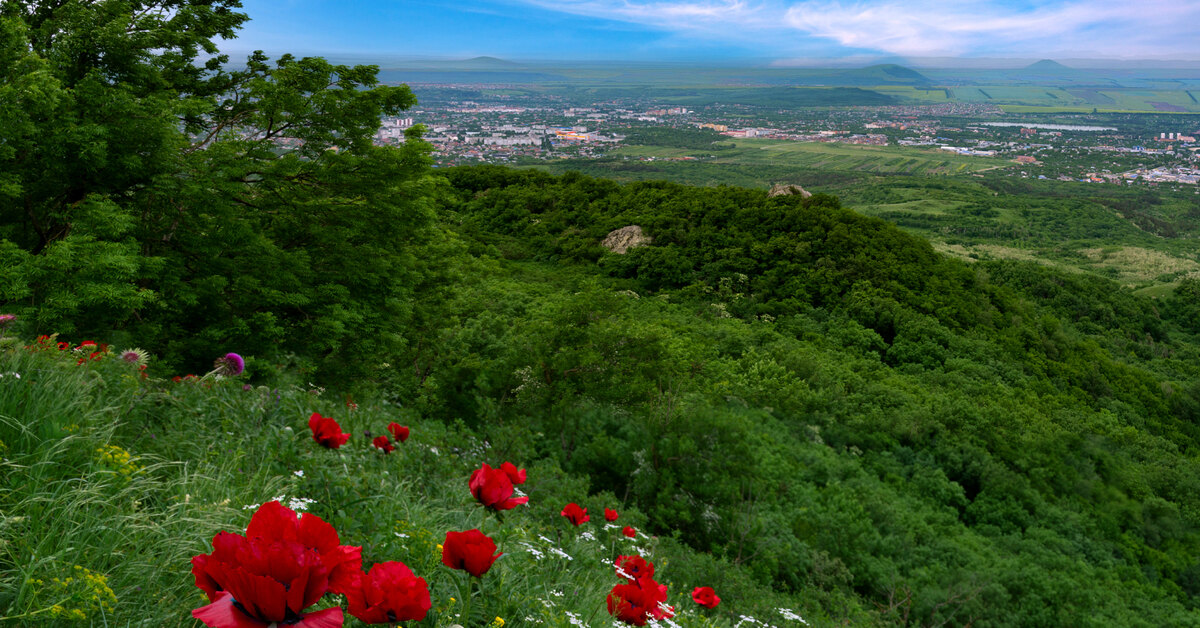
[0, 1, 441, 380]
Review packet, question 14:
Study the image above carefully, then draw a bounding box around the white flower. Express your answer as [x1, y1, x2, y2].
[778, 608, 808, 624]
[293, 470, 305, 478]
[287, 496, 316, 512]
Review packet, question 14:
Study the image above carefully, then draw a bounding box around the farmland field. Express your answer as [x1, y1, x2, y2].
[613, 139, 1010, 175]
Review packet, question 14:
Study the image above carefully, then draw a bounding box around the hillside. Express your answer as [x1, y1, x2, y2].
[5, 3, 1200, 625]
[8, 164, 1200, 625]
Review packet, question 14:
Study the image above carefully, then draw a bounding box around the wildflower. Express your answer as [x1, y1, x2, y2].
[615, 555, 654, 581]
[441, 529, 502, 577]
[605, 508, 619, 522]
[492, 617, 506, 627]
[373, 435, 395, 453]
[469, 463, 529, 511]
[119, 348, 149, 366]
[309, 412, 350, 449]
[345, 561, 432, 623]
[623, 526, 637, 538]
[499, 461, 526, 484]
[387, 422, 410, 443]
[561, 502, 589, 526]
[778, 608, 808, 624]
[607, 574, 673, 625]
[345, 396, 358, 411]
[213, 352, 244, 376]
[692, 586, 720, 609]
[191, 501, 359, 627]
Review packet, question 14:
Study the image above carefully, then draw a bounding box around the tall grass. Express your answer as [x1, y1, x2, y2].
[0, 342, 820, 627]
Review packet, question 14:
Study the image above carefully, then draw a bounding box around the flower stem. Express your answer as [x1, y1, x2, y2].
[462, 576, 475, 626]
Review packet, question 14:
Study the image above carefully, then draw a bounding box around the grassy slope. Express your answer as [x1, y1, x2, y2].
[0, 340, 819, 627]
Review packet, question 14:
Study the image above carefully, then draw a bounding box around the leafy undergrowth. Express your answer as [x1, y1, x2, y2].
[0, 338, 819, 627]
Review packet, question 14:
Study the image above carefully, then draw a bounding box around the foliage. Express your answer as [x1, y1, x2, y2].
[0, 2, 445, 383]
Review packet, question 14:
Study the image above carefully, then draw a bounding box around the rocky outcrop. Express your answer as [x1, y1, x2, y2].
[768, 183, 812, 198]
[602, 225, 651, 254]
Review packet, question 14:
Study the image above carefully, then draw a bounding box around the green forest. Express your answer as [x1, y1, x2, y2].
[4, 2, 1200, 627]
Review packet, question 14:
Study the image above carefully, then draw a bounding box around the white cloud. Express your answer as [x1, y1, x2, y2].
[508, 0, 1200, 58]
[785, 0, 1200, 57]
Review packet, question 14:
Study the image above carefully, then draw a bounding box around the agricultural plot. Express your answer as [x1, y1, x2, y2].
[612, 139, 1009, 175]
[874, 83, 1200, 112]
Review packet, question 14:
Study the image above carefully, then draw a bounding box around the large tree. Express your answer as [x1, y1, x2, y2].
[0, 1, 440, 380]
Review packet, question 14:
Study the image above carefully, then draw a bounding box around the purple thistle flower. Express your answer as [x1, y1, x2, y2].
[214, 352, 245, 376]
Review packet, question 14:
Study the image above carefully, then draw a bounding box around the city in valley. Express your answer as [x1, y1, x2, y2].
[363, 74, 1200, 190]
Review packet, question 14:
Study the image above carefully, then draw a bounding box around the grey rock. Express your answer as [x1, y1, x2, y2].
[602, 225, 652, 254]
[768, 183, 813, 198]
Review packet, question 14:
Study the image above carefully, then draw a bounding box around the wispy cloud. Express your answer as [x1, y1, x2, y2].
[505, 0, 1200, 58]
[785, 0, 1200, 57]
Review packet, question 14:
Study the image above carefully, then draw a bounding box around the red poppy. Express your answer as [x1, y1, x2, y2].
[561, 502, 589, 526]
[605, 508, 619, 522]
[469, 463, 528, 511]
[607, 575, 673, 626]
[242, 500, 362, 595]
[386, 422, 409, 443]
[615, 555, 654, 581]
[309, 412, 350, 449]
[345, 561, 431, 624]
[191, 501, 359, 627]
[499, 461, 526, 484]
[622, 526, 637, 538]
[372, 435, 394, 453]
[441, 529, 502, 577]
[691, 586, 720, 609]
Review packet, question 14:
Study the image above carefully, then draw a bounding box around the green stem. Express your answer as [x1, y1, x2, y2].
[462, 576, 474, 626]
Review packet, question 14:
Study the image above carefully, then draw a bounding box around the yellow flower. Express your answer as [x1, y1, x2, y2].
[491, 617, 505, 626]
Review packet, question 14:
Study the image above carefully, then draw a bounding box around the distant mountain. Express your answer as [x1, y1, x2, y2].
[1025, 59, 1073, 72]
[456, 56, 522, 69]
[833, 64, 932, 85]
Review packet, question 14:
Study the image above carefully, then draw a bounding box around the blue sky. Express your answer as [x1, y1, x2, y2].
[230, 0, 1200, 62]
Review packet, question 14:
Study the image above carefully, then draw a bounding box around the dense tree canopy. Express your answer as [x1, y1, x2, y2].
[0, 1, 441, 379]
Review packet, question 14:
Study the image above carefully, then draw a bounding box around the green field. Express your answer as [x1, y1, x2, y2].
[614, 139, 1010, 175]
[864, 84, 1200, 112]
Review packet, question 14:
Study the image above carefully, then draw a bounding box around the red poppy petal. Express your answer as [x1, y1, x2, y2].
[291, 606, 345, 628]
[191, 554, 222, 601]
[297, 512, 340, 551]
[246, 501, 299, 542]
[192, 591, 272, 628]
